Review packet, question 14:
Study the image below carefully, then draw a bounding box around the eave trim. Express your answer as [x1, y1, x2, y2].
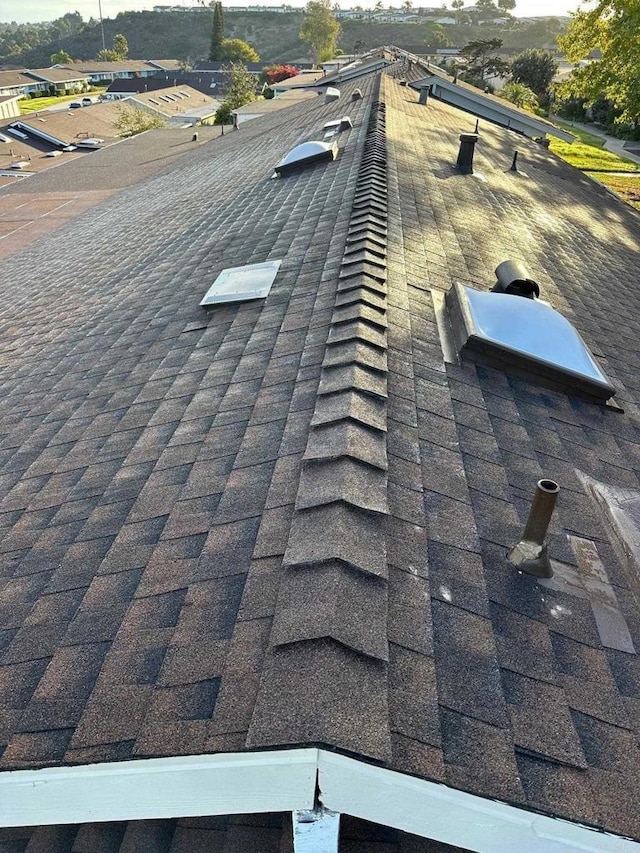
[0, 747, 637, 852]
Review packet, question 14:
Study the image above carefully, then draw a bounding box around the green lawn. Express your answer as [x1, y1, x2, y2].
[549, 137, 640, 173]
[553, 120, 606, 148]
[19, 90, 106, 114]
[587, 173, 640, 210]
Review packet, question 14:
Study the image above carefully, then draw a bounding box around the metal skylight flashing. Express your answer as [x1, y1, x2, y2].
[445, 275, 615, 403]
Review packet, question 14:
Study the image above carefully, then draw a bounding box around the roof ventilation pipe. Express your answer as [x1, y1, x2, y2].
[418, 87, 428, 106]
[325, 87, 341, 102]
[491, 260, 540, 299]
[456, 133, 478, 175]
[352, 89, 362, 101]
[508, 479, 559, 578]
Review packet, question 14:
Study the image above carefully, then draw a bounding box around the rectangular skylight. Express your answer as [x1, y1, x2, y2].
[200, 260, 282, 307]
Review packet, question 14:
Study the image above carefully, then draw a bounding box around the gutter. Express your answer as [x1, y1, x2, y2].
[0, 748, 637, 852]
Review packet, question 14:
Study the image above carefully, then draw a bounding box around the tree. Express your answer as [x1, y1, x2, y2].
[209, 2, 225, 62]
[50, 48, 72, 65]
[499, 81, 538, 109]
[96, 49, 120, 61]
[557, 0, 640, 126]
[299, 0, 341, 65]
[96, 34, 128, 62]
[451, 0, 464, 23]
[511, 49, 557, 99]
[115, 105, 167, 136]
[496, 0, 515, 16]
[219, 38, 260, 62]
[222, 61, 258, 110]
[112, 33, 129, 60]
[425, 22, 451, 47]
[460, 38, 510, 85]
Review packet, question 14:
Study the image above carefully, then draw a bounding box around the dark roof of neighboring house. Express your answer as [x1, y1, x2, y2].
[1, 54, 640, 850]
[106, 72, 222, 98]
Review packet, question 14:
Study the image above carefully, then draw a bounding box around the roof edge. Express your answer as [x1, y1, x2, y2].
[409, 76, 575, 142]
[1, 748, 638, 851]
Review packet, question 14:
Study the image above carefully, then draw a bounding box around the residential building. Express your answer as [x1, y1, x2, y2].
[0, 50, 639, 853]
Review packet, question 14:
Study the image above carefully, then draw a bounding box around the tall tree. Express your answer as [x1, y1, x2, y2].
[219, 38, 259, 62]
[299, 0, 341, 65]
[50, 48, 73, 65]
[511, 49, 557, 99]
[557, 0, 640, 125]
[496, 0, 515, 15]
[460, 38, 510, 85]
[223, 62, 258, 109]
[209, 2, 225, 62]
[112, 33, 128, 60]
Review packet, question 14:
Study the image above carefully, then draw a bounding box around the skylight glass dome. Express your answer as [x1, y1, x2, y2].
[274, 140, 338, 176]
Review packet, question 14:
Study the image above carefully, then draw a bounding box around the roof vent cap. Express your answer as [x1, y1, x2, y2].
[491, 260, 540, 299]
[323, 115, 353, 133]
[325, 86, 341, 102]
[274, 140, 338, 176]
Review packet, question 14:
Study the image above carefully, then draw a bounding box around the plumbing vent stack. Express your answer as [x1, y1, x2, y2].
[419, 87, 428, 106]
[456, 133, 478, 174]
[510, 150, 519, 172]
[491, 260, 540, 299]
[508, 479, 559, 578]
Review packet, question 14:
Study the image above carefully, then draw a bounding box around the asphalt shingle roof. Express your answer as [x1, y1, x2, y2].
[1, 60, 640, 847]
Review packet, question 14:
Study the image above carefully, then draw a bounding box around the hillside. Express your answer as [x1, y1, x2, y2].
[4, 9, 566, 68]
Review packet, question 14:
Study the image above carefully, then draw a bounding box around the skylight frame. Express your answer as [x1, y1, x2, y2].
[199, 259, 282, 307]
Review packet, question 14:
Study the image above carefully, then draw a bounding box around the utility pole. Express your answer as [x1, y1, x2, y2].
[98, 0, 106, 51]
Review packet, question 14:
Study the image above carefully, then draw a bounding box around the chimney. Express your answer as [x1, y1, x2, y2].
[456, 133, 478, 174]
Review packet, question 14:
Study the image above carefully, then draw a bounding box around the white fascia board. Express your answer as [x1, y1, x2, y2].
[1, 747, 639, 852]
[0, 748, 318, 828]
[317, 751, 640, 853]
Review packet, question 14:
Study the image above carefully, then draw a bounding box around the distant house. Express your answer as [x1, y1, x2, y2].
[0, 71, 44, 99]
[25, 68, 90, 93]
[3, 44, 640, 853]
[60, 61, 167, 85]
[125, 85, 220, 125]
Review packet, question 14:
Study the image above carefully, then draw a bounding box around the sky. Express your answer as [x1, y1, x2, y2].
[4, 0, 586, 25]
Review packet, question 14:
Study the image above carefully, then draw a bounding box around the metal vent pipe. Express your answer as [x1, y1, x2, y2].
[491, 260, 540, 299]
[456, 133, 478, 175]
[508, 479, 560, 578]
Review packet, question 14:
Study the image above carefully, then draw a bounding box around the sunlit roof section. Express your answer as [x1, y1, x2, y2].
[200, 260, 282, 306]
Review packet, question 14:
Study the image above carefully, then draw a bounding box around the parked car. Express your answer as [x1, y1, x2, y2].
[69, 102, 82, 109]
[82, 97, 93, 106]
